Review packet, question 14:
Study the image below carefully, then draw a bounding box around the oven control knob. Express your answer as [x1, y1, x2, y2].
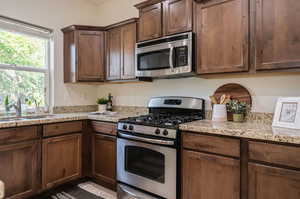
[123, 124, 128, 130]
[163, 129, 169, 136]
[129, 125, 134, 131]
[155, 128, 161, 135]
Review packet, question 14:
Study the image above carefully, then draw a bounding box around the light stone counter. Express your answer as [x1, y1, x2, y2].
[180, 120, 300, 145]
[0, 111, 144, 128]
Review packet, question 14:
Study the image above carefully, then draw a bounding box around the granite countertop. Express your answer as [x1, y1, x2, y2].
[179, 120, 300, 145]
[0, 111, 142, 129]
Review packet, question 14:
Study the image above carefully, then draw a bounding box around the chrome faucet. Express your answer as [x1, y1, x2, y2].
[12, 98, 22, 117]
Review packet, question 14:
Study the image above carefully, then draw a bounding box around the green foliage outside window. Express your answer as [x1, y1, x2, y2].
[0, 30, 47, 111]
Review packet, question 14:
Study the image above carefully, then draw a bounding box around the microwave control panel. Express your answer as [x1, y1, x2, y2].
[175, 46, 188, 67]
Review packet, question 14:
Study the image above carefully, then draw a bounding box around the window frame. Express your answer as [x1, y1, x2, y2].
[0, 15, 53, 111]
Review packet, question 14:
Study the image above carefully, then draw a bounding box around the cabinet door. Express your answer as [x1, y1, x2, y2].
[121, 23, 137, 80]
[195, 0, 249, 74]
[254, 0, 300, 70]
[107, 28, 122, 80]
[42, 134, 82, 189]
[92, 134, 116, 189]
[182, 150, 240, 199]
[0, 141, 39, 198]
[138, 3, 162, 42]
[163, 0, 192, 36]
[249, 163, 300, 199]
[77, 31, 105, 81]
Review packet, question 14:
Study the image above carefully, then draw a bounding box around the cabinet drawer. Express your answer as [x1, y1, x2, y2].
[249, 141, 300, 169]
[182, 133, 240, 157]
[43, 121, 83, 137]
[0, 126, 39, 144]
[91, 121, 117, 136]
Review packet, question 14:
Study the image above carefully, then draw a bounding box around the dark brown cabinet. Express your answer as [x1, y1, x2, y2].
[62, 26, 106, 82]
[195, 0, 249, 74]
[0, 140, 40, 198]
[136, 2, 162, 42]
[249, 163, 300, 199]
[92, 134, 116, 190]
[135, 0, 193, 42]
[182, 133, 240, 199]
[42, 133, 82, 189]
[182, 150, 240, 199]
[253, 0, 300, 70]
[106, 19, 137, 81]
[163, 0, 193, 36]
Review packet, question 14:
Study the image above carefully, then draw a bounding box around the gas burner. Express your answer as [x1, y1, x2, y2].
[120, 113, 204, 129]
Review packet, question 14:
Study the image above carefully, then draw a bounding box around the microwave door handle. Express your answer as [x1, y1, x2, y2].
[119, 132, 175, 146]
[169, 46, 174, 70]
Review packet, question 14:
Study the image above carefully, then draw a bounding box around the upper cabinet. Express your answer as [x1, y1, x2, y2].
[106, 19, 138, 81]
[195, 0, 249, 74]
[135, 0, 193, 42]
[253, 0, 300, 71]
[62, 26, 106, 83]
[163, 0, 193, 36]
[137, 2, 163, 42]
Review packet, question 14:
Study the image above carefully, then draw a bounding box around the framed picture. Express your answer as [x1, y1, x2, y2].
[272, 97, 300, 129]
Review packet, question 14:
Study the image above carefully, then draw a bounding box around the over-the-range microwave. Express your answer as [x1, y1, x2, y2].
[135, 32, 194, 78]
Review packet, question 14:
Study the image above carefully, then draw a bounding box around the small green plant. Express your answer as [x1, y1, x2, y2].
[97, 98, 109, 105]
[227, 100, 248, 114]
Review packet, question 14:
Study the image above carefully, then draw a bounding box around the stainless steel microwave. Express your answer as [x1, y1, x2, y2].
[136, 32, 194, 78]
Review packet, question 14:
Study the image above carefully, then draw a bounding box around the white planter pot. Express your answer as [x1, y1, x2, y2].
[0, 180, 4, 199]
[98, 104, 107, 113]
[212, 104, 227, 122]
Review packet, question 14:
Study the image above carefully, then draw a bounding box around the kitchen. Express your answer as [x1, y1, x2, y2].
[0, 0, 300, 199]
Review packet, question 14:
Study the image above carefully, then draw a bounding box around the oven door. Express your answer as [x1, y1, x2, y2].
[117, 138, 177, 199]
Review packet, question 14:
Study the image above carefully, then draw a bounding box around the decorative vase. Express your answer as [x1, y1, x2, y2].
[233, 113, 244, 122]
[98, 104, 107, 113]
[212, 104, 228, 122]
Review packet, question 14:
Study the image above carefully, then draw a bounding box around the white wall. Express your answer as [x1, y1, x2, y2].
[95, 0, 300, 113]
[0, 0, 102, 107]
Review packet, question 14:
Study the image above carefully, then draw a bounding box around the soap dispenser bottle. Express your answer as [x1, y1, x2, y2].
[107, 93, 113, 111]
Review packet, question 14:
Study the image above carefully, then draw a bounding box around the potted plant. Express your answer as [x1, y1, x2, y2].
[227, 100, 247, 122]
[97, 98, 108, 113]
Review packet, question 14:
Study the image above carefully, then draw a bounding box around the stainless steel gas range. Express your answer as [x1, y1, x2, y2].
[116, 96, 205, 199]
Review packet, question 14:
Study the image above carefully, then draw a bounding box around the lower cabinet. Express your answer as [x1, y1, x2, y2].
[92, 133, 116, 189]
[42, 133, 82, 189]
[0, 140, 40, 198]
[249, 163, 300, 199]
[182, 150, 240, 199]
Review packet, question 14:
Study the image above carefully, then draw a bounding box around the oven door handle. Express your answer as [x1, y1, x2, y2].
[119, 132, 175, 146]
[169, 46, 174, 70]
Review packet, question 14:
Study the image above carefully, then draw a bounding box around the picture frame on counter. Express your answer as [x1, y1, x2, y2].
[272, 97, 300, 129]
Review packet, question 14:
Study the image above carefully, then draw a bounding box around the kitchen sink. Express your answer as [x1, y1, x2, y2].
[0, 115, 54, 122]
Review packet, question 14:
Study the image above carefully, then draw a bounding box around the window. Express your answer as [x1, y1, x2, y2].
[0, 16, 52, 113]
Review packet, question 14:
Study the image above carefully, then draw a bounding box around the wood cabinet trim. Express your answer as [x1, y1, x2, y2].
[91, 121, 117, 136]
[43, 121, 83, 137]
[249, 141, 300, 169]
[135, 0, 164, 9]
[182, 132, 240, 157]
[0, 126, 38, 145]
[105, 18, 138, 30]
